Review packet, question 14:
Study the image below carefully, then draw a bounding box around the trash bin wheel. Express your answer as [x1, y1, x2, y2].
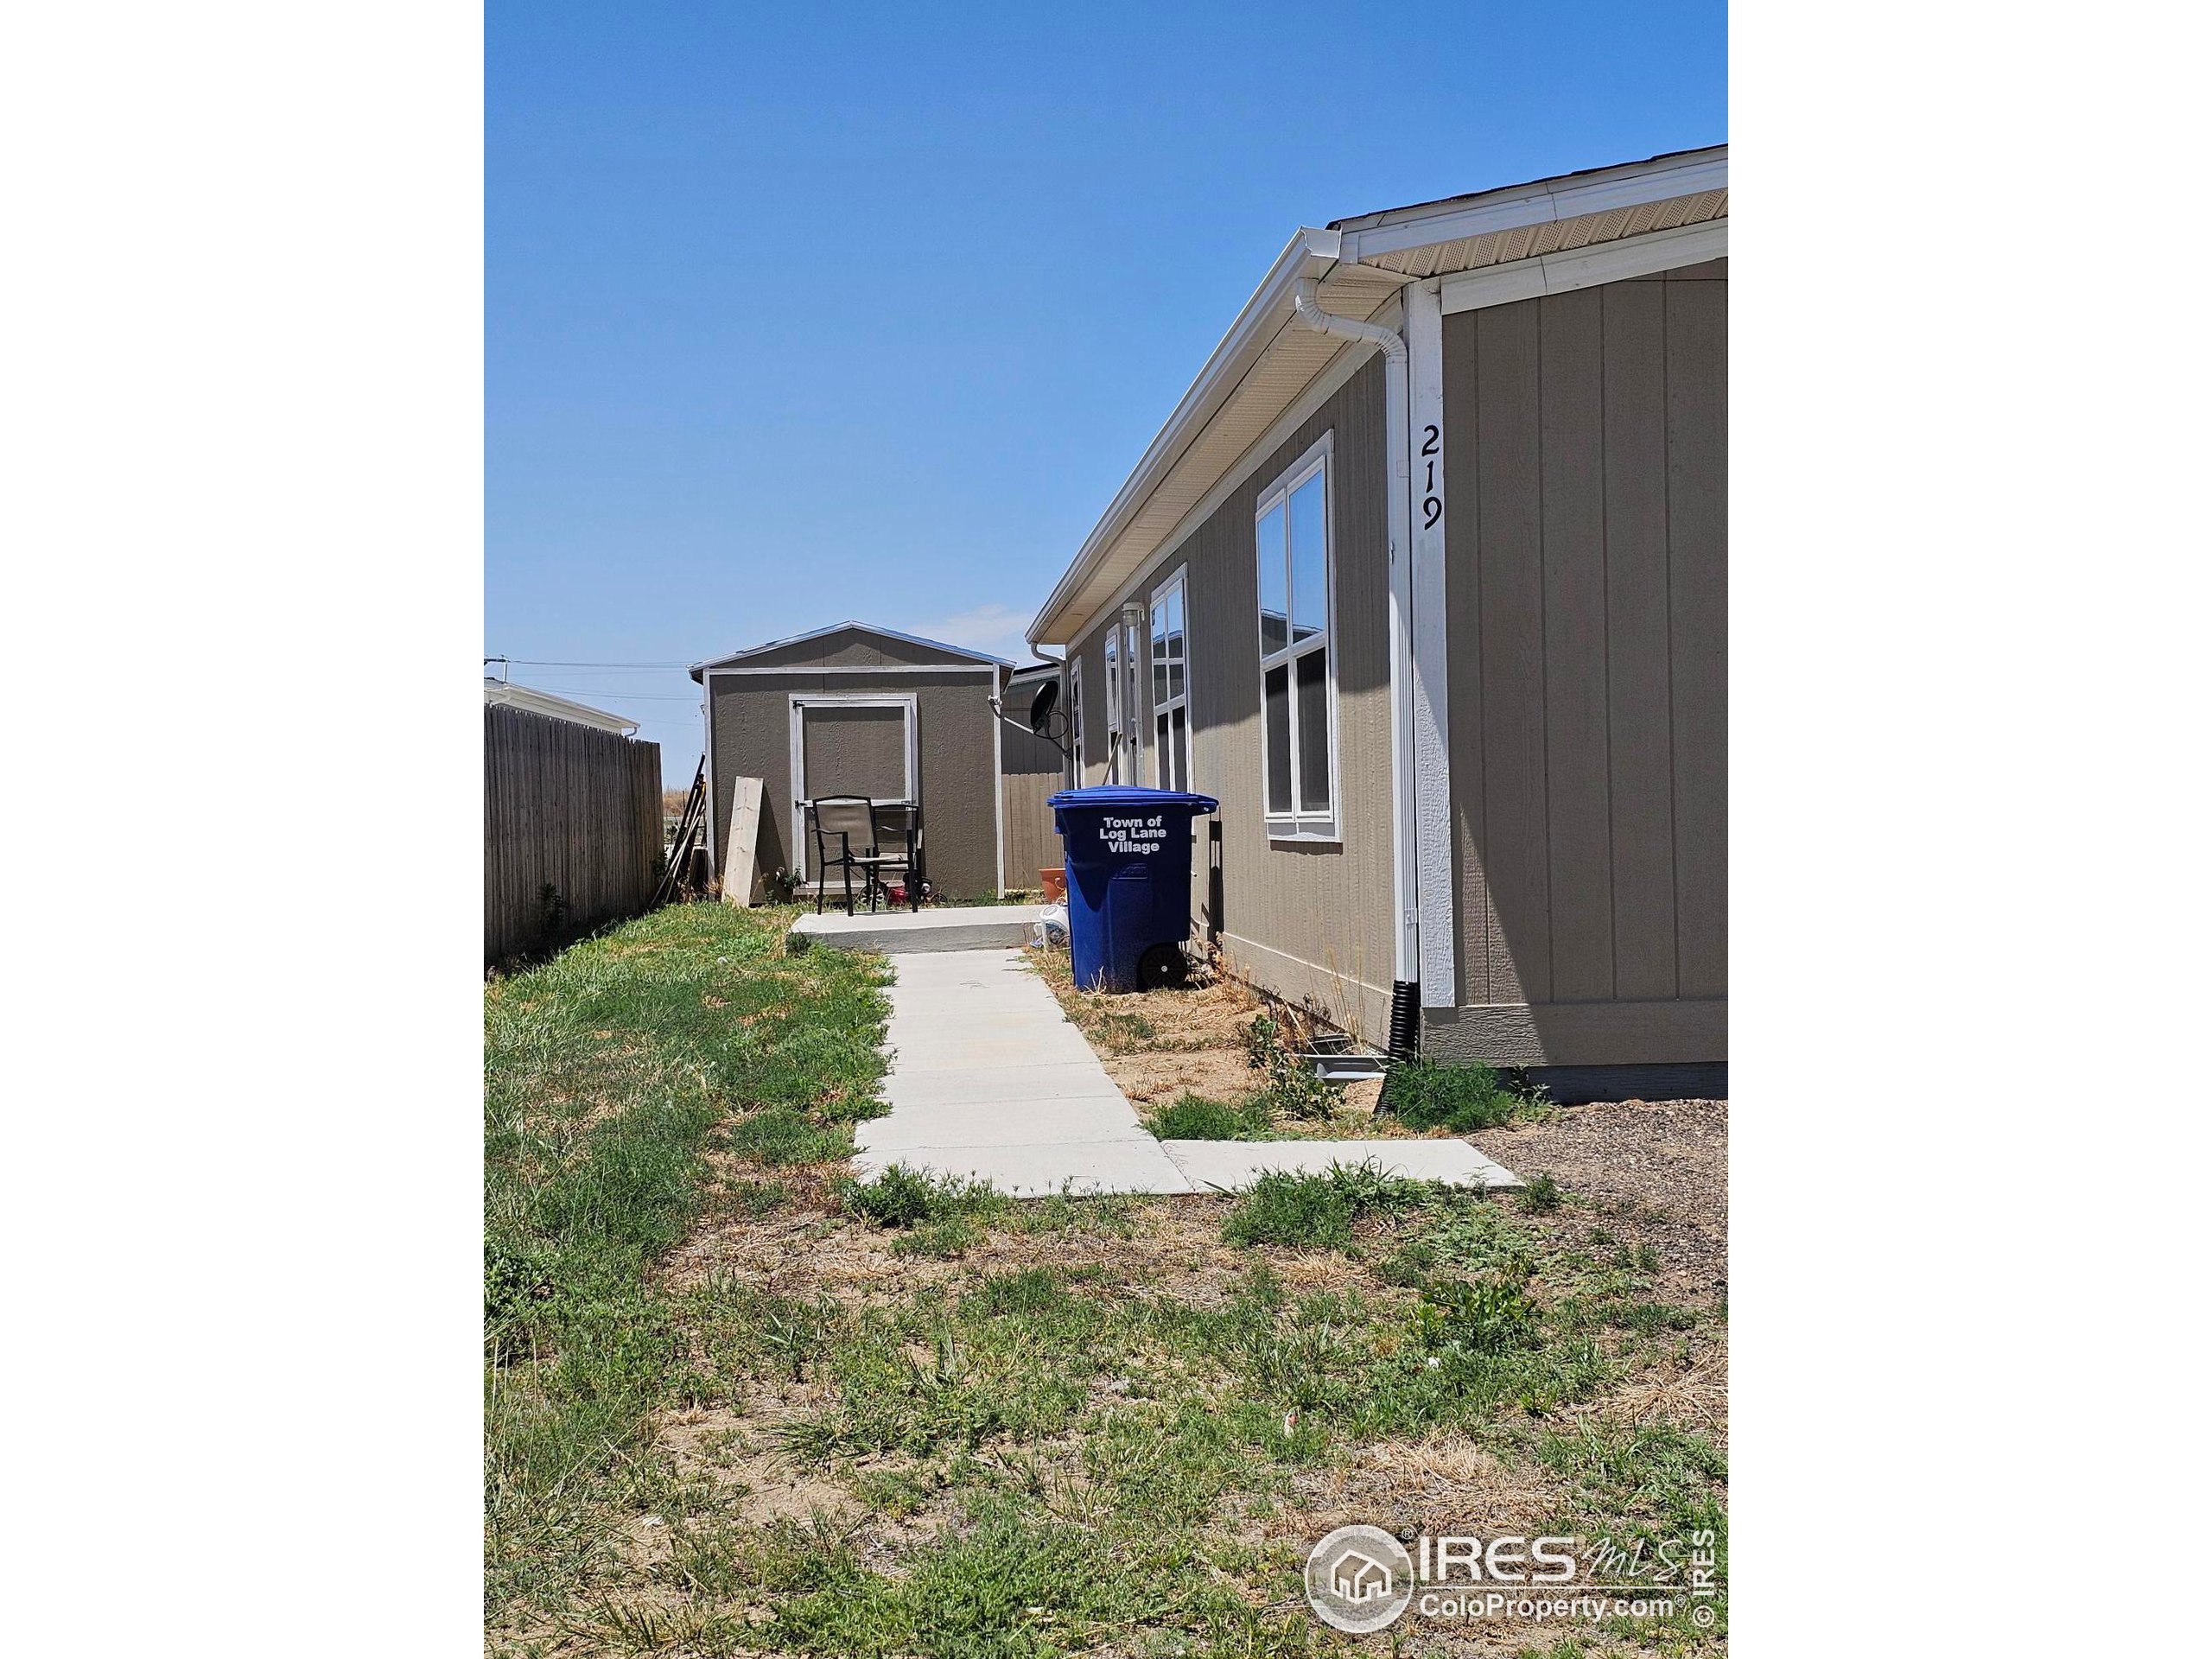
[1136, 943, 1190, 991]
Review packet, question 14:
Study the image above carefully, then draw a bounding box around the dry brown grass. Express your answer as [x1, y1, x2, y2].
[1020, 944, 1402, 1128]
[1022, 943, 1262, 1052]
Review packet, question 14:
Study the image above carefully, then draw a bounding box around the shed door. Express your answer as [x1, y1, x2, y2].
[791, 699, 913, 875]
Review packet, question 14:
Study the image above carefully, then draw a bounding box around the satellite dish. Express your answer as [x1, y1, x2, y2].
[1027, 678, 1059, 737]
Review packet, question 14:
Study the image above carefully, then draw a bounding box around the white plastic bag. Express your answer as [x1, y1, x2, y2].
[1032, 902, 1069, 949]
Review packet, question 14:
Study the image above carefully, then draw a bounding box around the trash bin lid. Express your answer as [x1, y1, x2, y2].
[1047, 785, 1219, 813]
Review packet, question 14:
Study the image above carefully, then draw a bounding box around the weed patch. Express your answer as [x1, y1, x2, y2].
[842, 1165, 1006, 1230]
[1242, 1012, 1342, 1118]
[1144, 1090, 1270, 1141]
[1220, 1161, 1437, 1249]
[1521, 1171, 1564, 1212]
[1381, 1056, 1544, 1131]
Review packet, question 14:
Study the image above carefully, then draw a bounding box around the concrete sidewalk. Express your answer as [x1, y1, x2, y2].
[855, 949, 1523, 1198]
[855, 948, 1194, 1196]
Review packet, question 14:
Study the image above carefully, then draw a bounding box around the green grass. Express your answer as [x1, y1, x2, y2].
[486, 906, 1726, 1656]
[484, 902, 889, 1619]
[841, 1164, 1013, 1257]
[1219, 1160, 1438, 1249]
[1144, 1090, 1272, 1141]
[1380, 1056, 1546, 1131]
[1521, 1171, 1565, 1212]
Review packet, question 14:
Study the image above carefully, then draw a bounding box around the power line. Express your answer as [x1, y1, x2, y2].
[494, 658, 692, 670]
[524, 688, 701, 702]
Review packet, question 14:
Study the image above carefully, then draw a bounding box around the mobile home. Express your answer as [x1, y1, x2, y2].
[1027, 147, 1727, 1100]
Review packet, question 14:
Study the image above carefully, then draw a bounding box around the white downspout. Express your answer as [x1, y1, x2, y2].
[1291, 278, 1420, 1057]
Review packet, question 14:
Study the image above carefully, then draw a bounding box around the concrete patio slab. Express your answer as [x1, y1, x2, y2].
[1159, 1139, 1524, 1192]
[792, 906, 1044, 955]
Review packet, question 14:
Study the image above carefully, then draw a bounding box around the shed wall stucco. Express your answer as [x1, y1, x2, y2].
[707, 665, 1001, 901]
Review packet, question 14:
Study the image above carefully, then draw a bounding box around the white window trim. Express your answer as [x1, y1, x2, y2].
[1148, 564, 1192, 792]
[1067, 656, 1084, 781]
[1255, 430, 1340, 842]
[785, 693, 918, 880]
[1102, 630, 1122, 781]
[1118, 611, 1144, 785]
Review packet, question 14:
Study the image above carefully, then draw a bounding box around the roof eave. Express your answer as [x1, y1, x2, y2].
[1028, 146, 1727, 648]
[485, 681, 641, 736]
[1026, 226, 1347, 645]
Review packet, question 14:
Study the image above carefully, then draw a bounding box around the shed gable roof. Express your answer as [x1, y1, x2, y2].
[690, 621, 1013, 678]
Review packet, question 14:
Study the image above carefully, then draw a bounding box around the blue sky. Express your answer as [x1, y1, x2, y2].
[487, 2, 1726, 781]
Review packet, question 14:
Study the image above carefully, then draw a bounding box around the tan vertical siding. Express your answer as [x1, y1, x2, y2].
[1064, 358, 1396, 1041]
[1665, 276, 1728, 1000]
[1434, 260, 1726, 1067]
[1541, 286, 1615, 1001]
[1471, 301, 1550, 1006]
[1600, 277, 1679, 1001]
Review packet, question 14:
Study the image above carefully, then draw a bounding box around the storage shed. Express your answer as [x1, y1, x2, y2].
[1027, 146, 1727, 1101]
[691, 623, 1013, 903]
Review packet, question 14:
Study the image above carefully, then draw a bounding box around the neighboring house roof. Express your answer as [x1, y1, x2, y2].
[688, 620, 1014, 677]
[484, 680, 640, 736]
[1027, 144, 1726, 646]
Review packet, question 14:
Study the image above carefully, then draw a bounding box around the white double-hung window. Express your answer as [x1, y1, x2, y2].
[1102, 629, 1122, 781]
[1255, 435, 1336, 838]
[1150, 570, 1190, 791]
[1068, 657, 1084, 778]
[1101, 612, 1145, 784]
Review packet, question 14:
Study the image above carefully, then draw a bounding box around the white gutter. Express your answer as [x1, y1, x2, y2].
[1289, 279, 1420, 1053]
[1333, 149, 1726, 261]
[1027, 227, 1343, 647]
[1029, 146, 1726, 652]
[482, 681, 640, 737]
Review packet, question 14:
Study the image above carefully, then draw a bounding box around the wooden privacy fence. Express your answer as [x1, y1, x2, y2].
[1000, 715, 1065, 893]
[486, 703, 664, 964]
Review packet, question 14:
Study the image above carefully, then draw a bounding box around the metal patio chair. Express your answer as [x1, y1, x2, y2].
[806, 795, 920, 915]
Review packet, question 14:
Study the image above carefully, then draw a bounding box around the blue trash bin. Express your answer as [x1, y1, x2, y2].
[1048, 785, 1219, 992]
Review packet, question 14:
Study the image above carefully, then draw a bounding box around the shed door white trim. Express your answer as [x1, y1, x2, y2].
[787, 693, 918, 880]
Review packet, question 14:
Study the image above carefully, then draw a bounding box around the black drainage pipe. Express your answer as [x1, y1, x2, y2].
[1387, 980, 1420, 1064]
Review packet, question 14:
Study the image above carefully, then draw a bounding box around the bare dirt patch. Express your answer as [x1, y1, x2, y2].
[1484, 1098, 1729, 1306]
[658, 1402, 857, 1525]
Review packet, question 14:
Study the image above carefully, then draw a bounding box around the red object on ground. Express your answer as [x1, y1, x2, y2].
[1039, 868, 1067, 902]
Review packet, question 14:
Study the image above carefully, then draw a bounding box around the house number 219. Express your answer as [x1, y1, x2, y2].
[1420, 423, 1442, 529]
